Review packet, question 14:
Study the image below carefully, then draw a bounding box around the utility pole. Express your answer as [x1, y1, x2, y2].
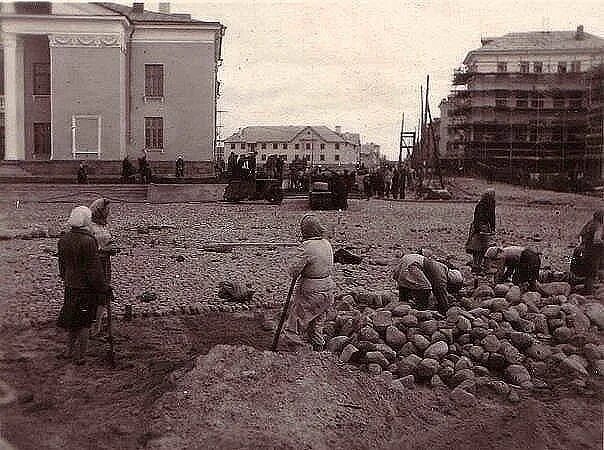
[398, 113, 405, 169]
[419, 86, 424, 161]
[424, 75, 430, 164]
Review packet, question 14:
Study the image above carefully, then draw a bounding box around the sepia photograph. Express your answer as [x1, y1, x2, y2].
[0, 0, 603, 448]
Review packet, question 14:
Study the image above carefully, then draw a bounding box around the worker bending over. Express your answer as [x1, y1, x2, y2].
[483, 245, 541, 291]
[393, 253, 463, 314]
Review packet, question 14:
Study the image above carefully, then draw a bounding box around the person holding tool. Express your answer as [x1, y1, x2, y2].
[88, 198, 120, 337]
[275, 214, 335, 351]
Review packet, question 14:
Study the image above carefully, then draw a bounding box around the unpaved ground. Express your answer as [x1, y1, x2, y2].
[0, 179, 602, 449]
[0, 313, 272, 450]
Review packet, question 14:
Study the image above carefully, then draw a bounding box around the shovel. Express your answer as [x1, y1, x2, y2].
[271, 275, 299, 352]
[106, 288, 116, 368]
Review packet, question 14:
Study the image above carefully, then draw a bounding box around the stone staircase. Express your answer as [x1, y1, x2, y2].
[0, 160, 215, 184]
[0, 184, 149, 203]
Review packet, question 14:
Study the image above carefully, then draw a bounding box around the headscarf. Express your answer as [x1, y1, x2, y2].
[90, 198, 110, 225]
[68, 206, 92, 228]
[447, 269, 463, 286]
[484, 246, 504, 260]
[300, 213, 325, 240]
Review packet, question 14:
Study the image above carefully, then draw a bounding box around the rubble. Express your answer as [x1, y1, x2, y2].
[324, 281, 603, 403]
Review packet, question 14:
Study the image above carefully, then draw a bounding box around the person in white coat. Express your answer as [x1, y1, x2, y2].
[284, 214, 335, 351]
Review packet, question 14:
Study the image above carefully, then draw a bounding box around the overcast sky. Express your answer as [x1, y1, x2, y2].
[162, 1, 603, 159]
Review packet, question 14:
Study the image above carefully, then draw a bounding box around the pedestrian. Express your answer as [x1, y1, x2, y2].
[384, 167, 393, 198]
[483, 245, 541, 291]
[237, 154, 248, 179]
[391, 168, 400, 200]
[138, 150, 150, 184]
[374, 169, 385, 198]
[578, 209, 603, 293]
[77, 163, 88, 184]
[363, 173, 373, 199]
[393, 253, 463, 314]
[57, 206, 109, 364]
[175, 156, 185, 178]
[121, 155, 136, 183]
[248, 151, 258, 178]
[399, 165, 407, 199]
[331, 171, 348, 210]
[89, 198, 119, 336]
[227, 151, 238, 179]
[465, 188, 496, 272]
[283, 214, 335, 351]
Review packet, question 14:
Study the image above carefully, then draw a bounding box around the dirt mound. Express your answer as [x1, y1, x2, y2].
[147, 345, 398, 449]
[146, 345, 602, 450]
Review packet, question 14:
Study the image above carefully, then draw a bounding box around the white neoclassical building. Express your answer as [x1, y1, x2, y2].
[1, 2, 224, 171]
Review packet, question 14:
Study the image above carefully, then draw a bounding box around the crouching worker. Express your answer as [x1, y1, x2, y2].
[283, 214, 335, 351]
[484, 245, 541, 291]
[57, 206, 110, 364]
[393, 253, 463, 314]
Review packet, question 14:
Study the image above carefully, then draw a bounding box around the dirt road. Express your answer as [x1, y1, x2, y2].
[0, 179, 602, 449]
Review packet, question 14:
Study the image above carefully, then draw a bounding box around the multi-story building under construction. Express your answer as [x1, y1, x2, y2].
[442, 26, 604, 181]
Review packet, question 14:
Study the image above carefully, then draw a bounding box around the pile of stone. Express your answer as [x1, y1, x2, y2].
[325, 282, 604, 405]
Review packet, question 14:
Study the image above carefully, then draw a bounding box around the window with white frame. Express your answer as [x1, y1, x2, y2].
[145, 117, 164, 149]
[145, 64, 164, 98]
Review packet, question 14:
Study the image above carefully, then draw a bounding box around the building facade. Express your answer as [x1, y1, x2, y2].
[0, 2, 224, 165]
[359, 142, 380, 169]
[224, 125, 361, 168]
[443, 26, 604, 179]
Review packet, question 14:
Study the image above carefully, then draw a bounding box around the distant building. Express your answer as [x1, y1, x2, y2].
[360, 142, 380, 169]
[0, 2, 224, 167]
[224, 125, 360, 168]
[444, 26, 604, 179]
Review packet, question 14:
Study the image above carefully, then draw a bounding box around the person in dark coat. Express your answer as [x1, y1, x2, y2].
[579, 209, 604, 293]
[399, 166, 407, 199]
[237, 155, 248, 179]
[227, 151, 238, 179]
[57, 206, 110, 364]
[363, 173, 373, 200]
[175, 156, 185, 178]
[138, 150, 150, 184]
[121, 156, 136, 183]
[248, 151, 258, 178]
[484, 245, 541, 291]
[391, 168, 400, 200]
[329, 170, 348, 210]
[465, 188, 496, 272]
[77, 163, 88, 184]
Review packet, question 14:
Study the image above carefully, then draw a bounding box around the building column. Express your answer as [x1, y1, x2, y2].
[3, 33, 25, 160]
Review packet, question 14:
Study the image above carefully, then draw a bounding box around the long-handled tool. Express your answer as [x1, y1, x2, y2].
[106, 289, 115, 368]
[271, 275, 299, 352]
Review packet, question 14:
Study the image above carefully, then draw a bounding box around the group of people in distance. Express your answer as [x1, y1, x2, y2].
[121, 151, 187, 184]
[55, 187, 603, 361]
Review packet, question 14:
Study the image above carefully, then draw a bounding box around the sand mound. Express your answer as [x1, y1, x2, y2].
[147, 345, 399, 449]
[147, 345, 602, 450]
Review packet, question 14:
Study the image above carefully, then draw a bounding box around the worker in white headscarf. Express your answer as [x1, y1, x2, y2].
[57, 206, 109, 364]
[283, 214, 335, 351]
